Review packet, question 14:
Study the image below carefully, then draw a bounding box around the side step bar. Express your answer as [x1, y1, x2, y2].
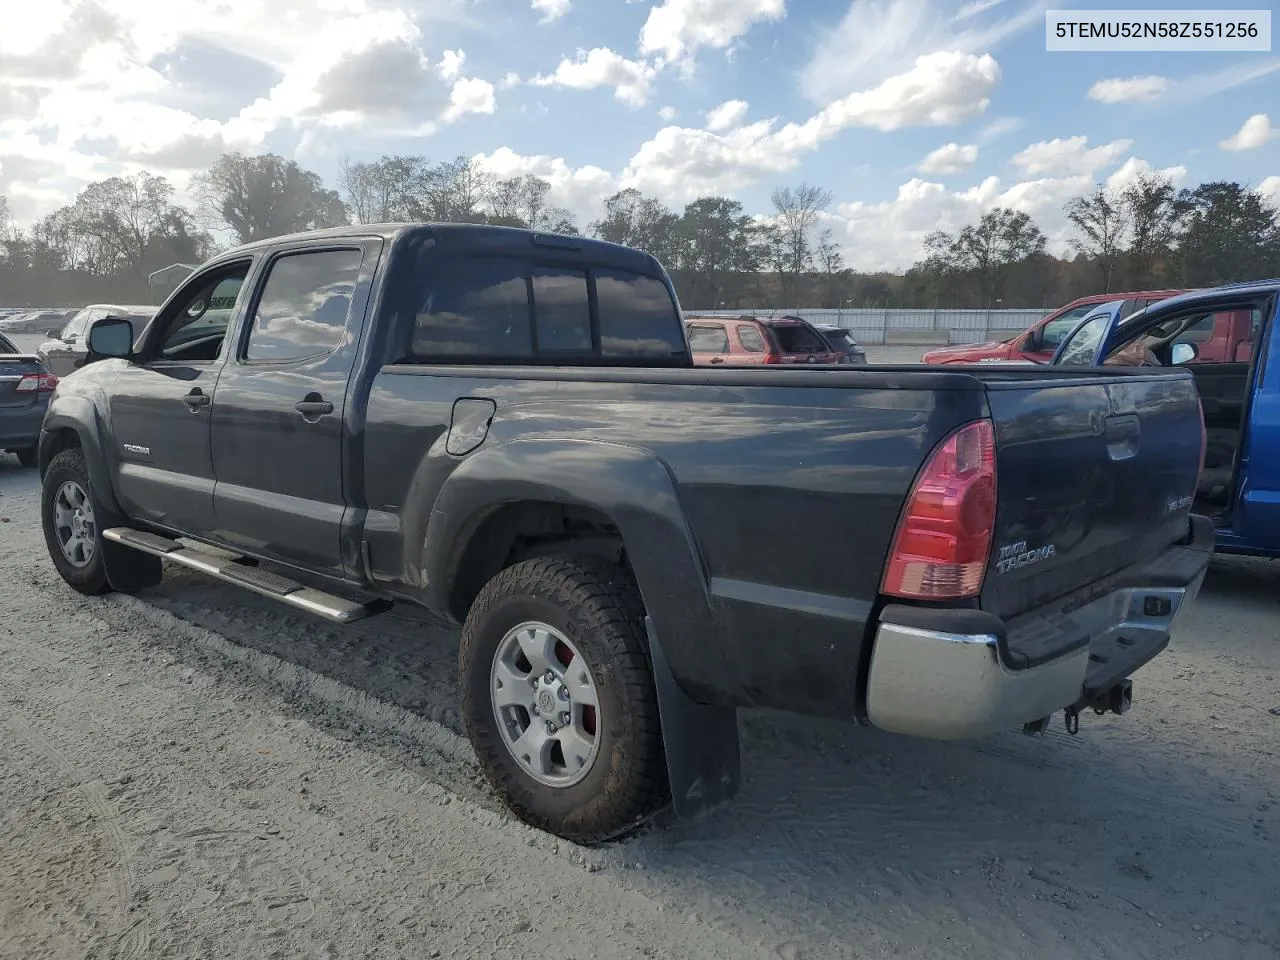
[102, 528, 375, 624]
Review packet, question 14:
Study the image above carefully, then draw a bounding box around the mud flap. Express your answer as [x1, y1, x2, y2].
[644, 616, 741, 819]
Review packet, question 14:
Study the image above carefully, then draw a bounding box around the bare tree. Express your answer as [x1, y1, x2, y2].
[339, 155, 424, 223]
[771, 183, 832, 300]
[1064, 186, 1130, 292]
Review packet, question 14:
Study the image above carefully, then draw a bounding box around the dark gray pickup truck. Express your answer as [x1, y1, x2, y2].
[37, 223, 1213, 842]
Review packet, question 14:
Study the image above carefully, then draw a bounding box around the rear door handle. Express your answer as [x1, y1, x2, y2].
[183, 388, 209, 409]
[709, 357, 725, 363]
[295, 396, 334, 417]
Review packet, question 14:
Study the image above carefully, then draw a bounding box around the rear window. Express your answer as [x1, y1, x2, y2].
[822, 329, 853, 350]
[769, 323, 825, 353]
[595, 270, 685, 359]
[410, 256, 685, 363]
[737, 324, 766, 352]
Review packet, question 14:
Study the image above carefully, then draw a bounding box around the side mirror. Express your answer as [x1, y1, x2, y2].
[1171, 342, 1197, 365]
[86, 317, 135, 361]
[47, 328, 65, 340]
[1024, 328, 1042, 351]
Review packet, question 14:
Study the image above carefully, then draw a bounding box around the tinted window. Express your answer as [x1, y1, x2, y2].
[0, 332, 15, 353]
[1038, 306, 1094, 349]
[594, 270, 685, 358]
[1056, 315, 1109, 366]
[687, 324, 729, 353]
[158, 266, 250, 359]
[413, 257, 532, 359]
[771, 323, 824, 353]
[532, 267, 591, 354]
[245, 250, 362, 363]
[822, 329, 853, 351]
[738, 325, 766, 352]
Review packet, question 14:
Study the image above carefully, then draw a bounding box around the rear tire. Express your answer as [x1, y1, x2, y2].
[459, 556, 669, 843]
[15, 448, 37, 468]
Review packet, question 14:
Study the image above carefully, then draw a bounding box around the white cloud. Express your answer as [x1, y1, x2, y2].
[826, 156, 1187, 271]
[1104, 157, 1188, 193]
[658, 105, 677, 120]
[705, 99, 748, 131]
[1011, 135, 1132, 177]
[529, 48, 657, 107]
[531, 0, 571, 23]
[918, 142, 978, 174]
[956, 0, 1005, 19]
[473, 146, 617, 224]
[639, 0, 786, 64]
[802, 0, 1043, 103]
[1087, 75, 1169, 104]
[1220, 114, 1274, 152]
[1259, 176, 1280, 210]
[618, 52, 998, 204]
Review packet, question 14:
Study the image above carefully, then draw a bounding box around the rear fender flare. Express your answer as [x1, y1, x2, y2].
[422, 438, 720, 696]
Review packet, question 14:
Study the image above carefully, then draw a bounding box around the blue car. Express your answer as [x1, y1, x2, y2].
[1051, 280, 1280, 557]
[0, 330, 57, 468]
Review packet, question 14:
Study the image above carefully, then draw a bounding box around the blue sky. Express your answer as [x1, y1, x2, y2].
[1, 0, 1277, 270]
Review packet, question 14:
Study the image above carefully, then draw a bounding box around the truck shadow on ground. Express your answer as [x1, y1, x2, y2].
[131, 559, 1280, 958]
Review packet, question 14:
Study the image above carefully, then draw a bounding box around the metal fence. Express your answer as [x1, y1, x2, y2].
[686, 307, 1048, 345]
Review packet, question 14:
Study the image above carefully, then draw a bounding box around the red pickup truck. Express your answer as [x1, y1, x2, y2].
[923, 290, 1188, 365]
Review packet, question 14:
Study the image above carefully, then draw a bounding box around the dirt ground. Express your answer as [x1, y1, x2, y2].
[2, 443, 1278, 959]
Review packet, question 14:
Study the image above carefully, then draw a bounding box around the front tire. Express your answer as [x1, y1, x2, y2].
[41, 448, 112, 595]
[459, 556, 669, 843]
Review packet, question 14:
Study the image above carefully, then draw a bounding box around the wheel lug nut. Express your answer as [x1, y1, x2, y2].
[544, 670, 555, 682]
[545, 721, 556, 734]
[558, 687, 569, 700]
[530, 677, 538, 688]
[560, 712, 570, 725]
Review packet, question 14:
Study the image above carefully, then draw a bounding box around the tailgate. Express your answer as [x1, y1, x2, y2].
[0, 356, 45, 409]
[978, 370, 1202, 620]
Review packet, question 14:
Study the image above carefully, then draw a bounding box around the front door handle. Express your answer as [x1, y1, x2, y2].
[295, 394, 334, 417]
[709, 356, 725, 363]
[183, 388, 210, 409]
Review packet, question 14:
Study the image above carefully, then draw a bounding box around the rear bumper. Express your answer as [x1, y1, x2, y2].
[0, 401, 47, 449]
[865, 514, 1213, 740]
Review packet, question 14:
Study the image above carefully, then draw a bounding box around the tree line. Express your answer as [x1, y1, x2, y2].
[1, 150, 1277, 311]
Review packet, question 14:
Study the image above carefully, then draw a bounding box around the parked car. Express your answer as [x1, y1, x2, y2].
[685, 313, 842, 365]
[38, 304, 154, 377]
[922, 290, 1189, 365]
[0, 309, 76, 335]
[811, 322, 867, 364]
[1047, 280, 1278, 557]
[0, 330, 57, 467]
[37, 223, 1212, 843]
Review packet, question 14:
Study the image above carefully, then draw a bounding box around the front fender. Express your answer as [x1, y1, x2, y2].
[422, 438, 725, 702]
[38, 394, 124, 517]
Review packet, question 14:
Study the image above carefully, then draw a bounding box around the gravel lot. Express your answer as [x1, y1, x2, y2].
[2, 387, 1279, 959]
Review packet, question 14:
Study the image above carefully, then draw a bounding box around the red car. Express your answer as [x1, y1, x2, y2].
[685, 314, 842, 366]
[922, 290, 1189, 365]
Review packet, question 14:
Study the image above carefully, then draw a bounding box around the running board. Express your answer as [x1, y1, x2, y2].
[102, 527, 375, 624]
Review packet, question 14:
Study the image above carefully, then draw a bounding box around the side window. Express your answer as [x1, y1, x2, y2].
[595, 269, 685, 359]
[60, 309, 92, 340]
[153, 264, 251, 362]
[738, 325, 766, 352]
[1056, 315, 1109, 366]
[687, 323, 729, 353]
[532, 267, 591, 354]
[245, 249, 363, 363]
[413, 257, 533, 359]
[1038, 306, 1093, 349]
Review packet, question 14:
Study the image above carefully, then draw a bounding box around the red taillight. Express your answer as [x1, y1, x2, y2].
[762, 352, 780, 364]
[882, 418, 997, 600]
[15, 373, 58, 393]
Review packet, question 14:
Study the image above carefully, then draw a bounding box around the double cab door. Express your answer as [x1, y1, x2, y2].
[106, 239, 380, 579]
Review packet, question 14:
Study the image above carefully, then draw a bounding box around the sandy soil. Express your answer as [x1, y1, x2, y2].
[1, 454, 1278, 960]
